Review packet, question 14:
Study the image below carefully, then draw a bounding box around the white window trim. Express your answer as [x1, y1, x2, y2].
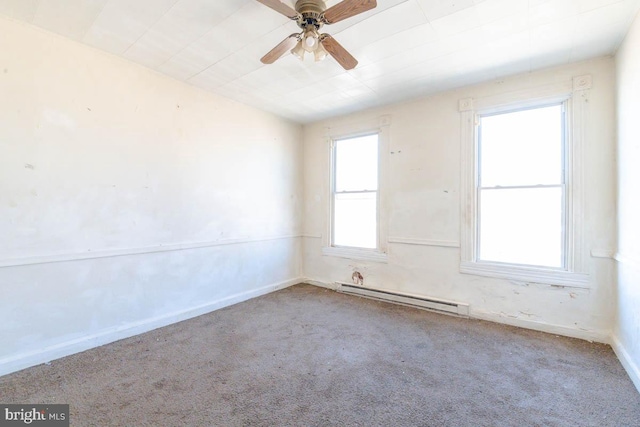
[459, 77, 591, 288]
[322, 115, 391, 263]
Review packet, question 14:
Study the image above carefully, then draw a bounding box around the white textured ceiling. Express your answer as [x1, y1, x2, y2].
[1, 0, 639, 123]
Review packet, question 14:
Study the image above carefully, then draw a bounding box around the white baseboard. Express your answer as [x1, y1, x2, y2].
[611, 335, 640, 394]
[471, 310, 609, 343]
[302, 278, 339, 290]
[305, 279, 609, 343]
[0, 277, 302, 378]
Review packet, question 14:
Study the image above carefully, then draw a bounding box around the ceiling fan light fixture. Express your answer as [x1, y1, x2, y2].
[303, 30, 319, 52]
[314, 42, 328, 62]
[291, 40, 306, 60]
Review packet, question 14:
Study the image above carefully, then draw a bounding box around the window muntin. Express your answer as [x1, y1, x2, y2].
[331, 133, 379, 249]
[477, 103, 566, 269]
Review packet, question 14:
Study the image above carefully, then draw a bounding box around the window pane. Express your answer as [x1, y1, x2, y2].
[479, 187, 563, 267]
[480, 105, 563, 187]
[334, 192, 377, 249]
[335, 134, 378, 192]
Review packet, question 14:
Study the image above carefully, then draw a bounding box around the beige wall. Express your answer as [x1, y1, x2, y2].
[303, 57, 617, 342]
[0, 17, 303, 375]
[614, 11, 640, 392]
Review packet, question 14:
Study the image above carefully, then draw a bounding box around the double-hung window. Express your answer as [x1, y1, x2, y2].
[331, 133, 379, 250]
[477, 103, 566, 268]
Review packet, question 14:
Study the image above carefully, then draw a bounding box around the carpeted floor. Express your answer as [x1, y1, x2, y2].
[1, 284, 639, 426]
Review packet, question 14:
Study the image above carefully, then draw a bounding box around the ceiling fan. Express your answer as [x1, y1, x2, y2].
[256, 0, 377, 70]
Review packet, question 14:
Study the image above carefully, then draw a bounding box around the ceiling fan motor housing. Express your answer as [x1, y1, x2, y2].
[295, 0, 326, 29]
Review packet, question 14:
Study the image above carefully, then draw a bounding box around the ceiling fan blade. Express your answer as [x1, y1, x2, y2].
[320, 35, 358, 70]
[323, 0, 377, 24]
[255, 0, 299, 19]
[261, 34, 300, 64]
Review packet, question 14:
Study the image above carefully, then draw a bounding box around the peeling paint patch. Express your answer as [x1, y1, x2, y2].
[352, 271, 364, 286]
[569, 292, 577, 299]
[500, 311, 518, 319]
[509, 280, 529, 287]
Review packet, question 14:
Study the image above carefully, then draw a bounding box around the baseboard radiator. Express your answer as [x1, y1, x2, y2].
[336, 283, 470, 317]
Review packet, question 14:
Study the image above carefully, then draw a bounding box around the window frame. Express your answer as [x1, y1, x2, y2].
[459, 80, 591, 288]
[322, 116, 391, 263]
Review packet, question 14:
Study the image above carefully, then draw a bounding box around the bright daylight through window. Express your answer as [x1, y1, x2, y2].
[332, 133, 379, 249]
[477, 104, 566, 268]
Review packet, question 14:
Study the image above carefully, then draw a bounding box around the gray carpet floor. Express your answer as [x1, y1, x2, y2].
[1, 284, 639, 426]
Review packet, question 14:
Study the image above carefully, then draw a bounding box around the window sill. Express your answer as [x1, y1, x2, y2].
[460, 261, 589, 288]
[322, 246, 388, 263]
